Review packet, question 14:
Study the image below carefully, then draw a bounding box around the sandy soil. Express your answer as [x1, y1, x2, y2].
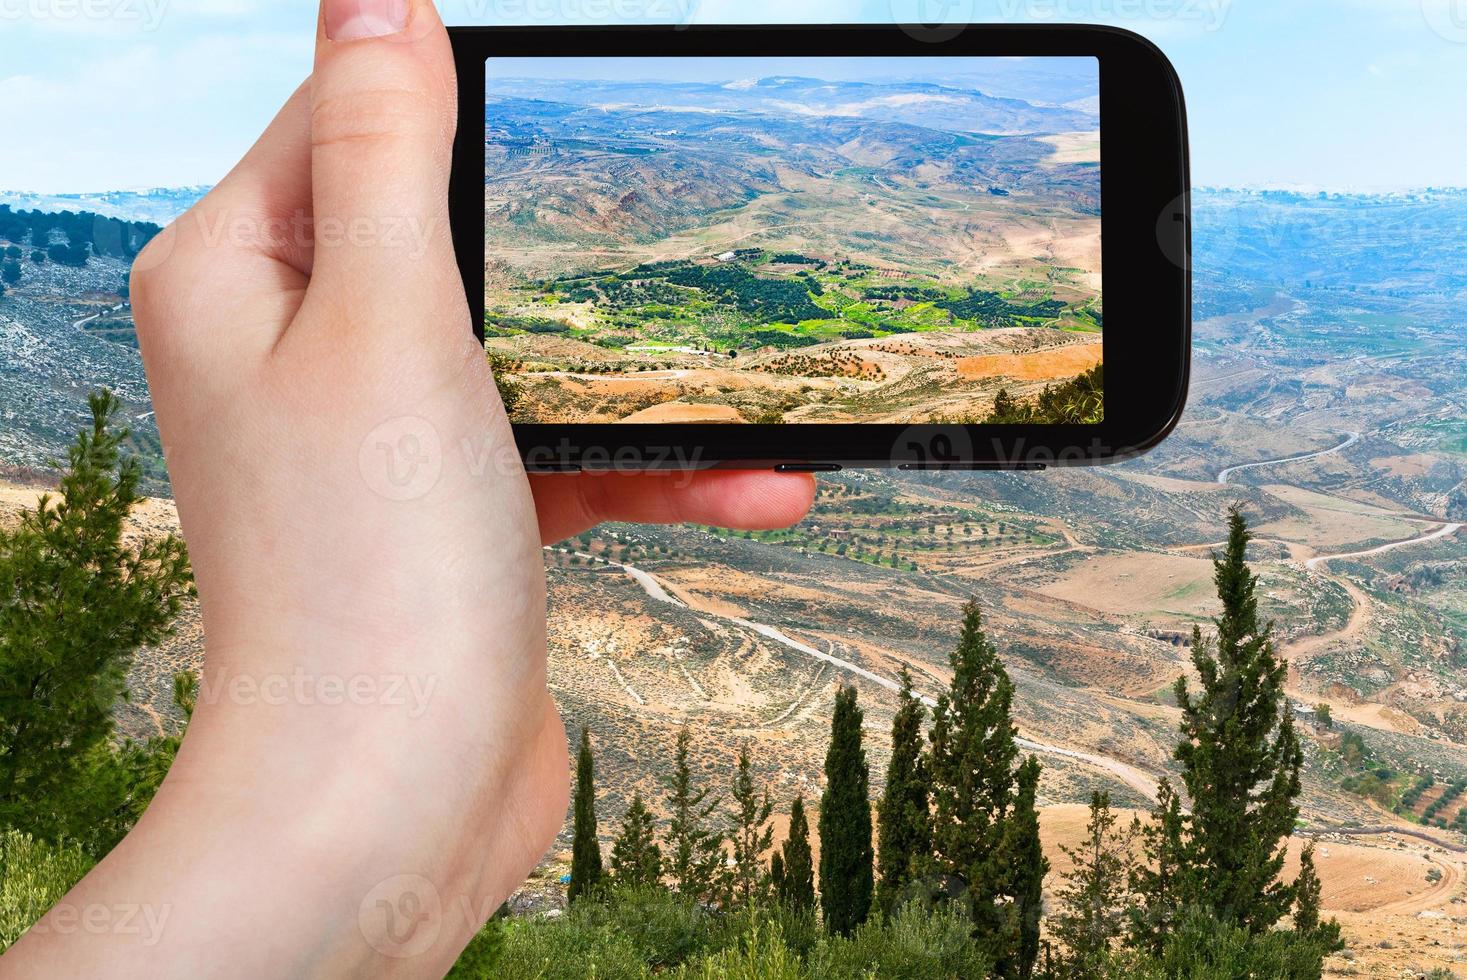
[956, 341, 1102, 383]
[1039, 805, 1467, 976]
[1035, 552, 1219, 621]
[617, 402, 745, 424]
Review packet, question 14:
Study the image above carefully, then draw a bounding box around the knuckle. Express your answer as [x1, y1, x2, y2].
[310, 85, 439, 152]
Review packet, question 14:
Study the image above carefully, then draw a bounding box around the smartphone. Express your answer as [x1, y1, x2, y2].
[448, 25, 1190, 471]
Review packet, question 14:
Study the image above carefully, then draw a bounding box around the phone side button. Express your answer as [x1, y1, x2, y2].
[774, 463, 842, 473]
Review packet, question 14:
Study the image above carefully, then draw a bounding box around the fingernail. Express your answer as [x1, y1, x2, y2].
[325, 0, 409, 41]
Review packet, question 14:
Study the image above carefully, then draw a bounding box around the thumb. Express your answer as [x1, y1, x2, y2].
[306, 0, 459, 317]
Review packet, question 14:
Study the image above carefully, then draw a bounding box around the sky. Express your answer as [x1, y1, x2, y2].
[2, 0, 1465, 192]
[481, 54, 1097, 92]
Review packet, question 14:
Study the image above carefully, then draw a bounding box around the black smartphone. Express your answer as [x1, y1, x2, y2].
[448, 24, 1190, 472]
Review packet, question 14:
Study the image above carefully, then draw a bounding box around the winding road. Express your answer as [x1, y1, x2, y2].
[1216, 431, 1360, 485]
[558, 548, 1161, 801]
[1305, 522, 1463, 570]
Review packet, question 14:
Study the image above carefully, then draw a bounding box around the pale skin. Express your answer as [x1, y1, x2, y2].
[0, 1, 814, 976]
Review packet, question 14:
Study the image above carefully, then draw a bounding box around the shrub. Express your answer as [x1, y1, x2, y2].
[671, 923, 805, 980]
[0, 831, 96, 951]
[1138, 910, 1336, 979]
[809, 905, 992, 979]
[575, 885, 713, 969]
[491, 912, 647, 980]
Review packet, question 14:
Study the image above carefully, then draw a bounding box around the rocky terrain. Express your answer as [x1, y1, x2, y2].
[4, 188, 1467, 974]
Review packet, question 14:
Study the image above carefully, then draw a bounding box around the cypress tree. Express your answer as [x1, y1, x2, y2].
[1128, 778, 1187, 955]
[768, 851, 785, 897]
[728, 744, 775, 906]
[568, 728, 603, 903]
[876, 667, 931, 912]
[1053, 791, 1133, 976]
[0, 391, 192, 858]
[929, 600, 1019, 943]
[609, 789, 662, 888]
[664, 726, 724, 904]
[1173, 507, 1302, 933]
[777, 793, 815, 912]
[819, 684, 874, 935]
[1293, 843, 1343, 951]
[999, 756, 1048, 980]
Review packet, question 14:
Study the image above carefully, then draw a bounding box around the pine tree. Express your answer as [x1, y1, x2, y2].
[928, 600, 1019, 944]
[998, 756, 1048, 980]
[1173, 507, 1302, 933]
[664, 726, 724, 904]
[777, 793, 816, 912]
[728, 745, 775, 906]
[768, 850, 785, 897]
[0, 391, 192, 859]
[609, 789, 662, 888]
[1292, 843, 1343, 951]
[568, 728, 603, 903]
[1053, 792, 1133, 976]
[876, 667, 931, 912]
[1128, 778, 1187, 956]
[819, 684, 874, 935]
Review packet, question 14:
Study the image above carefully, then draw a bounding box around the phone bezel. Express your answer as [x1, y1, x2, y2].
[448, 24, 1190, 471]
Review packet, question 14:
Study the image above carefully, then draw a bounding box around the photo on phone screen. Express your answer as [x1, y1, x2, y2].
[483, 56, 1102, 427]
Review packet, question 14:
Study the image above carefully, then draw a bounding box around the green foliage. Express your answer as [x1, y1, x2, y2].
[492, 910, 647, 980]
[876, 668, 931, 913]
[1053, 792, 1134, 976]
[986, 365, 1104, 425]
[670, 921, 805, 980]
[1000, 756, 1047, 980]
[486, 350, 525, 416]
[809, 905, 994, 979]
[818, 685, 873, 936]
[569, 728, 603, 903]
[445, 920, 505, 979]
[0, 261, 18, 286]
[1172, 507, 1302, 934]
[1145, 909, 1337, 979]
[664, 727, 724, 905]
[1291, 844, 1342, 954]
[937, 288, 1066, 326]
[0, 205, 158, 261]
[775, 795, 814, 913]
[1128, 780, 1187, 955]
[728, 746, 775, 906]
[928, 599, 1024, 951]
[0, 831, 95, 951]
[610, 790, 663, 889]
[0, 391, 193, 857]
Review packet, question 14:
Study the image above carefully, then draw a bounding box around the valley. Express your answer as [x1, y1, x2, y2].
[4, 183, 1467, 973]
[482, 67, 1102, 424]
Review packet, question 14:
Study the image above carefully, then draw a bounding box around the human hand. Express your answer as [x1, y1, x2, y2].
[4, 1, 813, 976]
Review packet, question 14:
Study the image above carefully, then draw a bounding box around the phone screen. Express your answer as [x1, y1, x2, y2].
[483, 56, 1101, 426]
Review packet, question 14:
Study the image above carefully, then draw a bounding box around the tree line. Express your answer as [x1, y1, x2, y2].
[0, 398, 1345, 975]
[556, 508, 1342, 977]
[0, 206, 162, 268]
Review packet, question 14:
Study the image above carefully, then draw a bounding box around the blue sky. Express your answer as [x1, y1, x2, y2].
[2, 0, 1465, 192]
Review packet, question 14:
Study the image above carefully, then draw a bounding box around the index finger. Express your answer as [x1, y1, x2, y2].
[529, 471, 817, 546]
